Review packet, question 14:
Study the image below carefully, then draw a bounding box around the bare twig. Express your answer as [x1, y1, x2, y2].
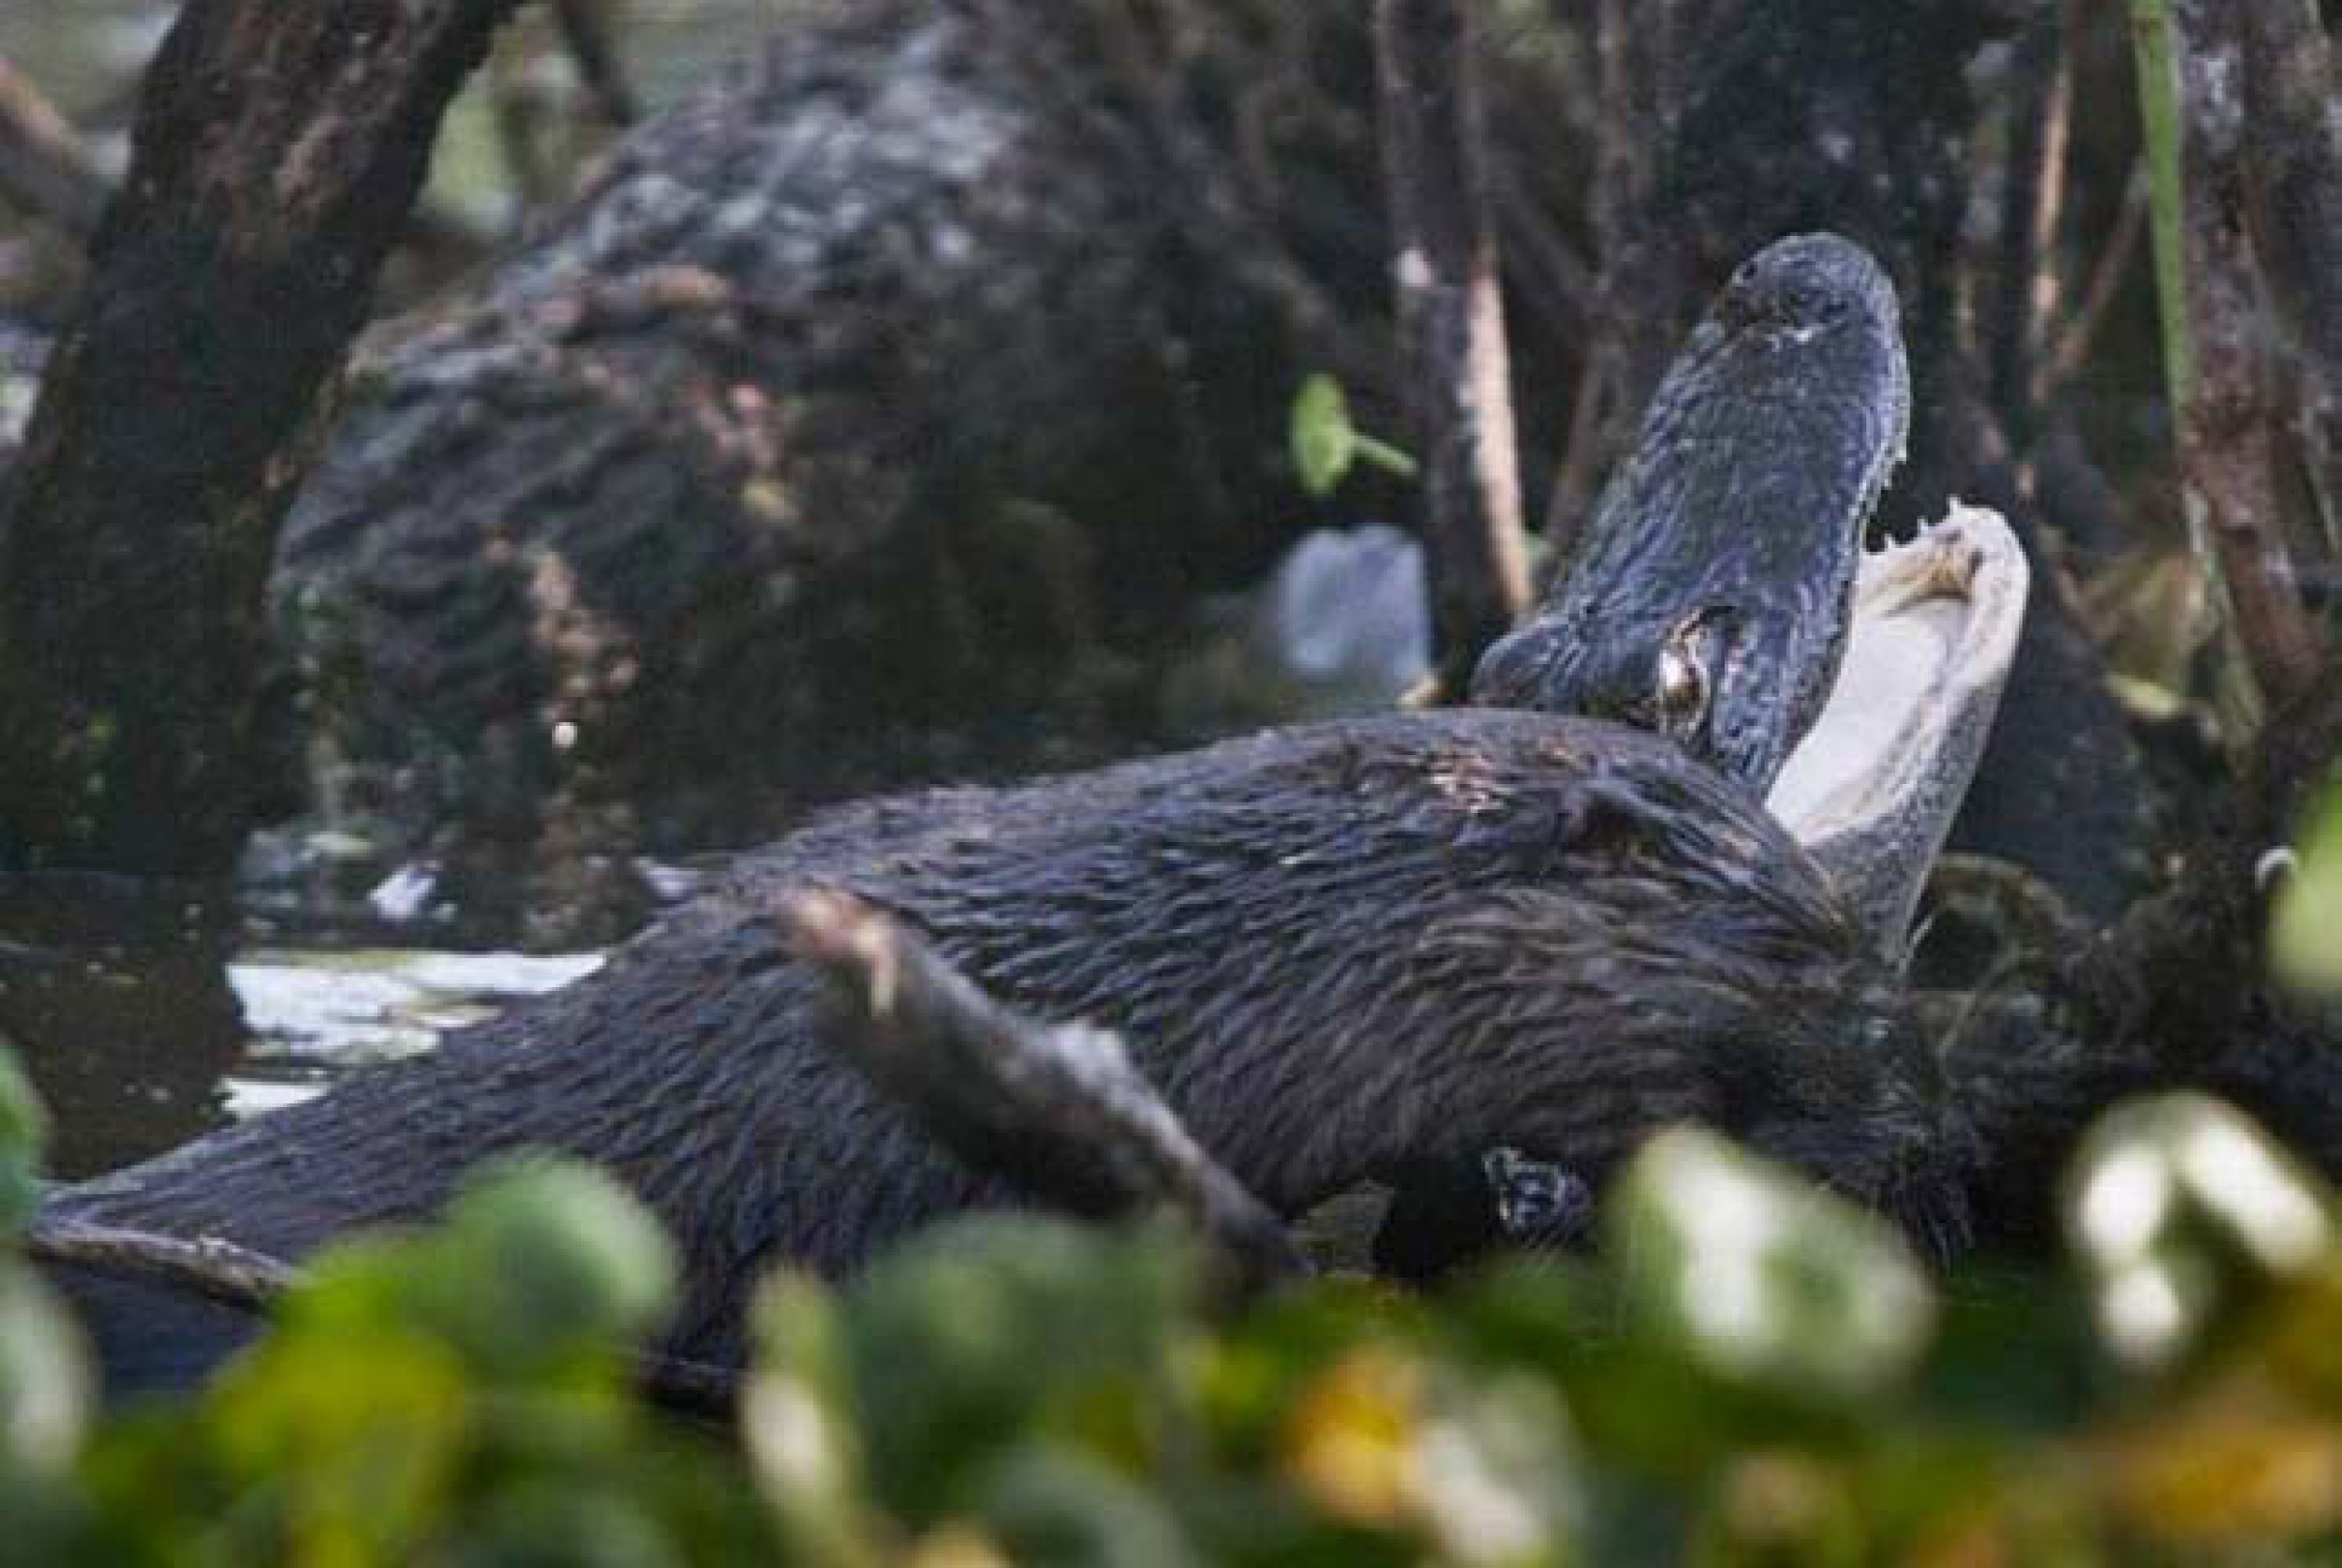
[1541, 353, 1615, 562]
[1587, 0, 1685, 415]
[1923, 851, 2094, 984]
[1986, 5, 2075, 428]
[25, 1217, 292, 1313]
[1373, 0, 1531, 693]
[29, 1213, 740, 1413]
[778, 885, 1306, 1294]
[2025, 0, 2081, 377]
[2128, 0, 2324, 713]
[549, 0, 637, 126]
[1545, 0, 1687, 559]
[2234, 0, 2342, 557]
[0, 51, 484, 267]
[0, 54, 109, 243]
[1064, 2, 1342, 359]
[489, 39, 557, 214]
[1490, 159, 1593, 342]
[2040, 161, 2147, 400]
[2233, 0, 2342, 407]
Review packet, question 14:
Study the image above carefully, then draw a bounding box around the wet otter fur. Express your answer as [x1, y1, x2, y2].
[51, 710, 1949, 1369]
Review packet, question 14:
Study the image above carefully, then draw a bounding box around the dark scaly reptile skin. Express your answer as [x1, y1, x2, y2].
[49, 712, 1951, 1374]
[1382, 234, 1914, 1276]
[1473, 232, 1908, 793]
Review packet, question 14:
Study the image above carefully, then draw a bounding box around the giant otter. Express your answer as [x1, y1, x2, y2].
[42, 233, 2023, 1386]
[53, 711, 1952, 1368]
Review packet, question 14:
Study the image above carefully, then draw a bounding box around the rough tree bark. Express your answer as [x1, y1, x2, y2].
[0, 0, 521, 877]
[2134, 0, 2324, 711]
[2235, 0, 2342, 412]
[267, 0, 1404, 916]
[1373, 0, 1530, 694]
[2235, 0, 2342, 556]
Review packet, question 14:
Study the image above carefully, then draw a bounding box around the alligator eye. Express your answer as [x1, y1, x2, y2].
[1655, 640, 1709, 733]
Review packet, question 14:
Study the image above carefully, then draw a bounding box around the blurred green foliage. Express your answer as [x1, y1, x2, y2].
[1290, 374, 1418, 497]
[2273, 781, 2342, 995]
[11, 1034, 2342, 1562]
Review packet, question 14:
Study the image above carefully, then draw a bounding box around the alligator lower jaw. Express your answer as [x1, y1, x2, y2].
[1764, 502, 2031, 958]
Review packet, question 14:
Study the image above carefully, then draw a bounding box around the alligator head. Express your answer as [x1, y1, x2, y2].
[1383, 235, 2025, 1276]
[1468, 230, 2025, 957]
[1473, 231, 1909, 792]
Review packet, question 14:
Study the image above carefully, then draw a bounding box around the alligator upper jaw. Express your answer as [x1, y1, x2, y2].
[1763, 502, 2031, 959]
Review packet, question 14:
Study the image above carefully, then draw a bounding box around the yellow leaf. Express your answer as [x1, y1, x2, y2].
[1281, 1346, 1421, 1525]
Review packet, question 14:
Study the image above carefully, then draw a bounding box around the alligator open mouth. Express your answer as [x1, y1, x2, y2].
[1766, 501, 2030, 954]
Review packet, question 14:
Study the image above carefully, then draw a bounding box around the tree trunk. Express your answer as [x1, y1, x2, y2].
[2134, 0, 2324, 711]
[0, 0, 520, 877]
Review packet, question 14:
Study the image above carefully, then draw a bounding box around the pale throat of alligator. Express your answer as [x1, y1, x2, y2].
[1762, 502, 2030, 957]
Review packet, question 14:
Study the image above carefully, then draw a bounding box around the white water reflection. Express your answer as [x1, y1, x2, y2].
[222, 948, 604, 1116]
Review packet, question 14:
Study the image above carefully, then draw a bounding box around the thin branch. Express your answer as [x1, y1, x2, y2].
[2234, 0, 2342, 558]
[489, 39, 557, 215]
[2023, 0, 2080, 380]
[549, 0, 637, 127]
[1987, 8, 2073, 429]
[2233, 0, 2342, 407]
[1374, 0, 1531, 694]
[25, 1217, 291, 1313]
[1490, 159, 1593, 342]
[0, 52, 485, 266]
[2128, 0, 2324, 713]
[28, 1214, 739, 1414]
[1541, 351, 1615, 563]
[2039, 161, 2147, 400]
[0, 54, 109, 243]
[778, 885, 1306, 1294]
[1545, 0, 1684, 558]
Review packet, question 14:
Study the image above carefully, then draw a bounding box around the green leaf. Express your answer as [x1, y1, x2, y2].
[0, 1043, 45, 1236]
[1290, 374, 1358, 496]
[746, 1271, 882, 1568]
[1605, 1127, 1935, 1408]
[0, 1265, 89, 1475]
[211, 1320, 472, 1561]
[1403, 1368, 1581, 1564]
[976, 1444, 1202, 1568]
[1348, 433, 1419, 481]
[436, 1158, 679, 1368]
[2272, 784, 2342, 994]
[842, 1216, 1195, 1523]
[2064, 1094, 2333, 1373]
